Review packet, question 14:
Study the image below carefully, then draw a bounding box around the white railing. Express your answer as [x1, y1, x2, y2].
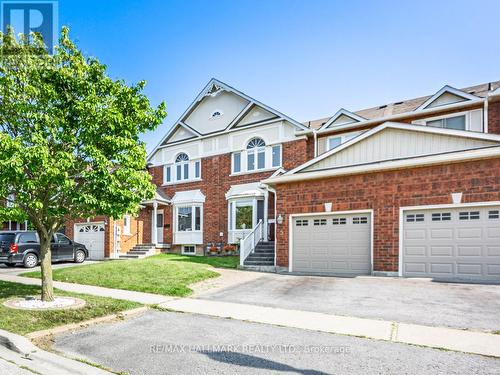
[239, 220, 264, 266]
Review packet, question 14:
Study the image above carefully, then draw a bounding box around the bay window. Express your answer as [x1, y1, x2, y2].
[176, 205, 202, 232]
[228, 198, 264, 232]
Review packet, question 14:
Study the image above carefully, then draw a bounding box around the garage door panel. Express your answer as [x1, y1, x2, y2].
[430, 246, 453, 256]
[403, 205, 500, 281]
[75, 223, 105, 260]
[292, 213, 371, 276]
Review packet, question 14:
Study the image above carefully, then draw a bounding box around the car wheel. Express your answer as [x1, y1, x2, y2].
[23, 253, 38, 268]
[74, 249, 86, 263]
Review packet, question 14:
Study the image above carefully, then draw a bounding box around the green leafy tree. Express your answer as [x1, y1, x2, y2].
[0, 27, 166, 301]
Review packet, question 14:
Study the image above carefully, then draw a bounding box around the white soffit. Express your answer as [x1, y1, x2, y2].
[171, 189, 206, 204]
[225, 182, 266, 199]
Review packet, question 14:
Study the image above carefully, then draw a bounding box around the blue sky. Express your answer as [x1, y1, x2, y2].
[59, 0, 500, 152]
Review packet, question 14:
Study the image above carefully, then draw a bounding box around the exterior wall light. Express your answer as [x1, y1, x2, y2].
[277, 214, 284, 225]
[324, 202, 333, 212]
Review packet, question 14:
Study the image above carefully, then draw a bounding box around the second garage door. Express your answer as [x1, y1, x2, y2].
[402, 205, 500, 281]
[292, 213, 371, 276]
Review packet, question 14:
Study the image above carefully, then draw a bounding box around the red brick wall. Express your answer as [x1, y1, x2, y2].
[488, 100, 500, 135]
[275, 158, 500, 272]
[149, 138, 311, 247]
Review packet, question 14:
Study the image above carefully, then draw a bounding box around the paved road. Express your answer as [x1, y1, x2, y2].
[55, 310, 500, 375]
[197, 273, 500, 332]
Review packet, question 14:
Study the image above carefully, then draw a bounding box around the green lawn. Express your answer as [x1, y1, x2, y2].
[0, 280, 141, 335]
[23, 254, 239, 297]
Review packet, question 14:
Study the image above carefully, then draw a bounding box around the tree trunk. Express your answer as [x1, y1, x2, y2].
[39, 233, 54, 302]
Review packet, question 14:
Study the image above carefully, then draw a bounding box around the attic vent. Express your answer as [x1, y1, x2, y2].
[378, 105, 387, 109]
[468, 91, 476, 95]
[210, 110, 223, 119]
[394, 101, 403, 105]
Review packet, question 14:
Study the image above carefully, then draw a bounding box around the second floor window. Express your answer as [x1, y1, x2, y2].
[426, 114, 466, 130]
[231, 138, 282, 174]
[164, 153, 201, 184]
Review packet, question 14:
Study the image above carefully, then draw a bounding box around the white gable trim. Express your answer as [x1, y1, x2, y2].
[263, 146, 500, 185]
[319, 108, 366, 130]
[284, 122, 500, 176]
[148, 78, 310, 161]
[415, 85, 480, 111]
[160, 123, 200, 145]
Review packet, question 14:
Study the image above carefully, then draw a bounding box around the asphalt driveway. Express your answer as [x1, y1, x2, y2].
[197, 273, 500, 332]
[54, 310, 499, 375]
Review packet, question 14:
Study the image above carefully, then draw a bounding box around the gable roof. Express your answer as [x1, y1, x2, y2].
[304, 81, 500, 131]
[148, 78, 310, 161]
[264, 122, 500, 184]
[414, 85, 480, 111]
[319, 109, 366, 130]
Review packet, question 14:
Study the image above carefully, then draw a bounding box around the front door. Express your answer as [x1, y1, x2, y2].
[157, 210, 164, 243]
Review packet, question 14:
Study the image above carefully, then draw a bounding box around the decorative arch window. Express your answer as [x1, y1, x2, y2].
[246, 137, 266, 171]
[164, 153, 201, 184]
[210, 110, 223, 119]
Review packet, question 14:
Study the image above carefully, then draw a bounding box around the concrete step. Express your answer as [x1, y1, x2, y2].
[244, 260, 275, 266]
[119, 254, 145, 259]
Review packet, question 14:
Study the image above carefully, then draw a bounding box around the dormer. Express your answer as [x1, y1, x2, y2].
[319, 109, 366, 130]
[415, 85, 480, 111]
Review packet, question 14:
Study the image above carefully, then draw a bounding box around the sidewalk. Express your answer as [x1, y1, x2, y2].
[159, 298, 500, 358]
[0, 273, 174, 305]
[0, 329, 111, 375]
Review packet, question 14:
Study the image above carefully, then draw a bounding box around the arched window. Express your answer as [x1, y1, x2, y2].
[175, 153, 190, 181]
[246, 138, 266, 171]
[211, 110, 223, 119]
[246, 137, 266, 149]
[175, 153, 189, 163]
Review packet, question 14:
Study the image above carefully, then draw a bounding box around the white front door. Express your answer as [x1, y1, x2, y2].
[156, 210, 164, 243]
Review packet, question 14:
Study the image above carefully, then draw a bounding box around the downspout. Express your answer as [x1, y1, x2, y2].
[484, 97, 489, 133]
[313, 129, 318, 157]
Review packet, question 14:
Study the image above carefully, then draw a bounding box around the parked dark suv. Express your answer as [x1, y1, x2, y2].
[0, 231, 88, 268]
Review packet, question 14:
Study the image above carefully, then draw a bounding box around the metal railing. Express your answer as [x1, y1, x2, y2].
[239, 220, 264, 266]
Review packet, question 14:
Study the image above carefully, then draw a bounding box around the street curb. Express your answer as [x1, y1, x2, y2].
[26, 306, 148, 340]
[159, 298, 500, 358]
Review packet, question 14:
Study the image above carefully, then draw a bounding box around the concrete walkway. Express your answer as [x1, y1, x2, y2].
[0, 329, 111, 375]
[159, 298, 500, 358]
[0, 273, 174, 305]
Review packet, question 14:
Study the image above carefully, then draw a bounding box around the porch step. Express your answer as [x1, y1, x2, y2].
[119, 243, 161, 260]
[243, 241, 275, 267]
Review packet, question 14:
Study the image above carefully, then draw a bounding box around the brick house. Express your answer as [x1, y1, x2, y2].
[66, 79, 500, 282]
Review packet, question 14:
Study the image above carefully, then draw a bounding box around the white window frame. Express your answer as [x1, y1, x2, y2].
[163, 158, 202, 185]
[123, 215, 131, 235]
[174, 205, 203, 233]
[231, 144, 282, 175]
[327, 131, 363, 151]
[182, 245, 196, 255]
[413, 111, 471, 131]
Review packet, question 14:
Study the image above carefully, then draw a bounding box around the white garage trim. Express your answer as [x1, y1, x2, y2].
[288, 209, 374, 273]
[398, 201, 500, 277]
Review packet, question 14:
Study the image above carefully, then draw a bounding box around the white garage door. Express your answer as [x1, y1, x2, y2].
[292, 213, 371, 276]
[74, 223, 105, 260]
[402, 206, 500, 281]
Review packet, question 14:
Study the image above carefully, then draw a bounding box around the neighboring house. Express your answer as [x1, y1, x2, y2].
[264, 81, 500, 282]
[65, 78, 500, 282]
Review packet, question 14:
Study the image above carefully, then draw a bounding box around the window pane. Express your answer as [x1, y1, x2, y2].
[57, 234, 70, 244]
[233, 153, 241, 173]
[444, 115, 466, 130]
[156, 213, 163, 227]
[183, 163, 189, 180]
[236, 205, 253, 229]
[177, 207, 192, 231]
[195, 206, 201, 231]
[19, 233, 37, 243]
[165, 166, 171, 183]
[195, 161, 200, 178]
[427, 119, 443, 128]
[247, 152, 255, 171]
[176, 165, 182, 180]
[257, 200, 264, 223]
[328, 137, 342, 150]
[257, 150, 265, 169]
[272, 145, 281, 167]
